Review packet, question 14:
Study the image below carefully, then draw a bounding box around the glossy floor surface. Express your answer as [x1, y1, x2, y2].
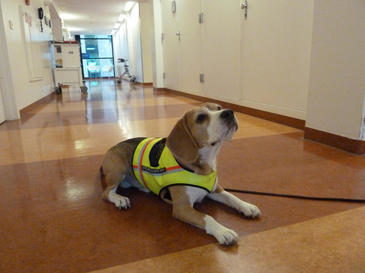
[0, 80, 364, 273]
[91, 206, 365, 273]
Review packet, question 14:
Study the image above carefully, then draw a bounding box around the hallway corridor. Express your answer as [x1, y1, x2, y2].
[0, 80, 364, 273]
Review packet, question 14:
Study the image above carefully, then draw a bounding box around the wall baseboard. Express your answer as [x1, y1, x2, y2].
[156, 88, 305, 130]
[19, 91, 56, 119]
[153, 87, 165, 91]
[135, 82, 153, 86]
[304, 127, 365, 154]
[157, 87, 365, 154]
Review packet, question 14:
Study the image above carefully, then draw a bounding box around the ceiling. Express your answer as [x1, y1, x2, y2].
[52, 0, 140, 35]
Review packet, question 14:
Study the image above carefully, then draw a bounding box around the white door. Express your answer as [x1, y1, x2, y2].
[0, 81, 5, 124]
[201, 0, 241, 101]
[161, 0, 202, 94]
[176, 0, 202, 94]
[240, 0, 313, 118]
[161, 0, 179, 90]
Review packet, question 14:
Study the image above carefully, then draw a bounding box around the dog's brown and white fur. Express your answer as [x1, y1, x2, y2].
[101, 103, 261, 245]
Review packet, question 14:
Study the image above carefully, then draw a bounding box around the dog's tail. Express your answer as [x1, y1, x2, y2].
[99, 166, 105, 177]
[99, 166, 107, 191]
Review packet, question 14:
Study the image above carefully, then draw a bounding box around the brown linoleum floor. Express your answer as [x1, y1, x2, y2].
[91, 206, 365, 273]
[0, 80, 364, 273]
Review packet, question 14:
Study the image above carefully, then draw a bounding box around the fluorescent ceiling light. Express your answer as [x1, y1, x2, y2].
[124, 1, 135, 12]
[66, 26, 84, 32]
[59, 12, 80, 20]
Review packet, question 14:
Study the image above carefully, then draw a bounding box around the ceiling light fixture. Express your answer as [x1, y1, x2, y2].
[113, 22, 121, 29]
[66, 26, 84, 32]
[59, 12, 80, 21]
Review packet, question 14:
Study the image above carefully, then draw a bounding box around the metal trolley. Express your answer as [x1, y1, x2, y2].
[50, 41, 87, 94]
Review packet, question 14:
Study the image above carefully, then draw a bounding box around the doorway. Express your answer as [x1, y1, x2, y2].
[75, 35, 115, 79]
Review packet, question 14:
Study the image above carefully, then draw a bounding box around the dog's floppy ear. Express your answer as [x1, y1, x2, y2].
[167, 115, 199, 164]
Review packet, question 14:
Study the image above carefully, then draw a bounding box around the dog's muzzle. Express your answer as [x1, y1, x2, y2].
[220, 109, 238, 131]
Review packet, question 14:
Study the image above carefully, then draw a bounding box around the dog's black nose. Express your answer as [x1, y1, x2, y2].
[220, 109, 234, 120]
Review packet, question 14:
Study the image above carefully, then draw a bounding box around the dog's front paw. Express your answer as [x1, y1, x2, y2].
[205, 216, 238, 246]
[110, 195, 131, 210]
[238, 202, 261, 218]
[215, 228, 238, 246]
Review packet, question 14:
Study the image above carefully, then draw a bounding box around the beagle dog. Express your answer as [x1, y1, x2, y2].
[101, 103, 261, 246]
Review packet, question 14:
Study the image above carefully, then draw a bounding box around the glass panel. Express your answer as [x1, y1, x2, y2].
[97, 39, 113, 58]
[99, 59, 115, 77]
[80, 39, 87, 54]
[80, 39, 113, 59]
[82, 59, 114, 78]
[79, 35, 114, 78]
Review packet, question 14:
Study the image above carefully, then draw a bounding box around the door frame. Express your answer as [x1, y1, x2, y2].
[0, 0, 19, 121]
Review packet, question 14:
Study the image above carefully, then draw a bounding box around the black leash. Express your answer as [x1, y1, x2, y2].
[224, 188, 365, 203]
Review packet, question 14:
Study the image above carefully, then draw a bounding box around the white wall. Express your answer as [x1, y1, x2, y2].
[157, 0, 313, 120]
[151, 0, 164, 88]
[139, 2, 154, 83]
[49, 3, 62, 42]
[306, 0, 365, 140]
[240, 0, 313, 120]
[126, 3, 143, 83]
[0, 0, 54, 114]
[160, 0, 203, 94]
[113, 21, 129, 77]
[201, 0, 241, 101]
[0, 0, 18, 119]
[362, 100, 365, 140]
[113, 3, 154, 83]
[0, 83, 5, 123]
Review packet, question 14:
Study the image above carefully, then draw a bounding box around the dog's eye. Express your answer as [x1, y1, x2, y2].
[196, 113, 207, 123]
[217, 106, 222, 110]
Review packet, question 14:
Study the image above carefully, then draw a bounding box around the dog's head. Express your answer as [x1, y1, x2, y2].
[167, 103, 238, 164]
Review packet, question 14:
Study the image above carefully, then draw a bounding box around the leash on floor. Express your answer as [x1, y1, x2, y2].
[224, 188, 365, 203]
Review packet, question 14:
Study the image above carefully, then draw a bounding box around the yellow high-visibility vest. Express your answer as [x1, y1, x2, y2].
[132, 138, 217, 197]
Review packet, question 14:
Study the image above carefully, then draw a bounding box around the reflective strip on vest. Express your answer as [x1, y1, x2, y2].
[132, 138, 217, 196]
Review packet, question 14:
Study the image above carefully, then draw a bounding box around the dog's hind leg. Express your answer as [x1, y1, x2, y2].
[103, 170, 131, 210]
[102, 151, 131, 210]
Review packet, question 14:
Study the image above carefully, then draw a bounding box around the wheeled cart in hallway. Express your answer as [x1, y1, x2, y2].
[50, 41, 87, 94]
